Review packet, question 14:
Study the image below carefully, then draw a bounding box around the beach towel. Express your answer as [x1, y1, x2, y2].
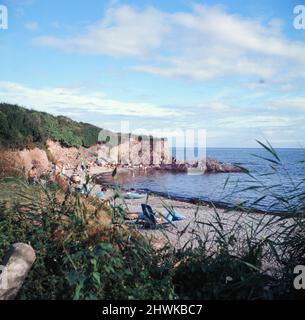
[96, 191, 105, 198]
[124, 192, 146, 199]
[167, 210, 186, 221]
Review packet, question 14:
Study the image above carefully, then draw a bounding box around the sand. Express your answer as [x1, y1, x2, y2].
[118, 193, 289, 250]
[69, 166, 290, 250]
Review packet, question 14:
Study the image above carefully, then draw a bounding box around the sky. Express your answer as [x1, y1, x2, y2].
[0, 0, 305, 148]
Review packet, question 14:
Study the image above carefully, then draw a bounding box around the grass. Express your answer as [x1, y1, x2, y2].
[0, 177, 175, 300]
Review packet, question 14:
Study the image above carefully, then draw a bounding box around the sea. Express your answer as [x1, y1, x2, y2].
[100, 148, 305, 213]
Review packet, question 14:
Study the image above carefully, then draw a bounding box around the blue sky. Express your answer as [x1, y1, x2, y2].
[1, 0, 305, 147]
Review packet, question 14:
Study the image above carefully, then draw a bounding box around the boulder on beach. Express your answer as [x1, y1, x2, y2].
[0, 243, 36, 300]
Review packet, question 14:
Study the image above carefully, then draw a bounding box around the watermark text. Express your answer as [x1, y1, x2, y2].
[294, 5, 305, 29]
[0, 4, 8, 30]
[294, 265, 305, 290]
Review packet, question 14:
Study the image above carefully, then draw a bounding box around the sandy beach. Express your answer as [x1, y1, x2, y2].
[122, 194, 288, 248]
[65, 166, 289, 249]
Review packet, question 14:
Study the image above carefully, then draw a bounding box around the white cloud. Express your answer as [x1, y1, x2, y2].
[50, 21, 60, 29]
[9, 0, 35, 17]
[36, 5, 169, 57]
[34, 4, 305, 81]
[268, 96, 305, 111]
[192, 101, 236, 114]
[133, 4, 305, 80]
[25, 21, 39, 31]
[0, 81, 181, 118]
[215, 115, 297, 129]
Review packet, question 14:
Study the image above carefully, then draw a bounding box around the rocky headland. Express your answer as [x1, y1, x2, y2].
[0, 104, 241, 181]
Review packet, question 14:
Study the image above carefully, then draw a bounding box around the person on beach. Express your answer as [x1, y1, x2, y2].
[28, 165, 38, 184]
[96, 187, 113, 203]
[61, 164, 66, 177]
[81, 161, 85, 172]
[161, 156, 165, 166]
[48, 163, 56, 182]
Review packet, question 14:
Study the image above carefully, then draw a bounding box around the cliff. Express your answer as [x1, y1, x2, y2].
[1, 137, 172, 177]
[0, 103, 240, 176]
[0, 104, 171, 175]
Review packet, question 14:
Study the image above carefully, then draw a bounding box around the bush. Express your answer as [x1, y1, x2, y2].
[0, 179, 175, 300]
[0, 103, 103, 149]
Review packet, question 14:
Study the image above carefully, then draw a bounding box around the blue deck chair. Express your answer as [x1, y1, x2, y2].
[141, 204, 172, 229]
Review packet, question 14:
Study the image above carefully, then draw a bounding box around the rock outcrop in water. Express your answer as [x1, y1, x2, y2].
[205, 158, 241, 173]
[156, 158, 241, 174]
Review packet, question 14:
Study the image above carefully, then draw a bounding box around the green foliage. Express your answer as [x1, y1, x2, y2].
[0, 179, 175, 300]
[173, 249, 270, 300]
[0, 103, 153, 150]
[0, 103, 112, 149]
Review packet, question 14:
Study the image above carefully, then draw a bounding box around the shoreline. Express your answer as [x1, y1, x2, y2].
[92, 170, 288, 217]
[66, 163, 292, 249]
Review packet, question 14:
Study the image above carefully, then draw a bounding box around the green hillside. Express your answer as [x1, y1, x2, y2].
[0, 103, 128, 149]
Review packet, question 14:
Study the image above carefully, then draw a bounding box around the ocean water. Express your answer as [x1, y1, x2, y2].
[103, 148, 305, 213]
